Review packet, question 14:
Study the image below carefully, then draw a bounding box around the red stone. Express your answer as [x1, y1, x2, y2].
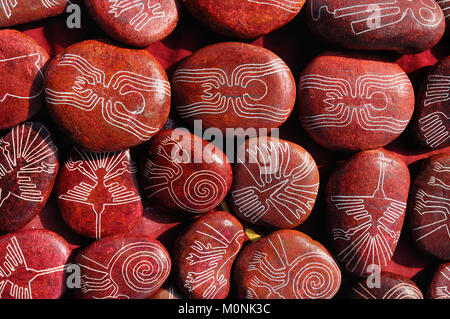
[229, 136, 319, 229]
[326, 149, 410, 277]
[409, 153, 450, 260]
[298, 52, 415, 152]
[75, 234, 171, 299]
[349, 272, 423, 299]
[412, 57, 450, 149]
[44, 39, 171, 152]
[305, 0, 445, 54]
[0, 122, 58, 232]
[173, 211, 244, 299]
[84, 0, 180, 47]
[56, 148, 143, 240]
[437, 1, 450, 32]
[140, 129, 233, 214]
[172, 42, 296, 136]
[233, 229, 342, 299]
[0, 229, 71, 299]
[149, 284, 184, 299]
[0, 30, 49, 130]
[182, 0, 306, 39]
[427, 262, 450, 299]
[0, 0, 67, 27]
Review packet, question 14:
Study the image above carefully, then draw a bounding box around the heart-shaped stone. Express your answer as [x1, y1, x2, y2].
[427, 262, 450, 299]
[0, 0, 68, 27]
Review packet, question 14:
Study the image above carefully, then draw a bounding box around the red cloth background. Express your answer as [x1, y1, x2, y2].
[10, 2, 450, 298]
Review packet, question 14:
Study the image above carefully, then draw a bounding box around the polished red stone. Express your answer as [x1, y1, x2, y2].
[233, 229, 341, 299]
[56, 148, 143, 240]
[412, 57, 450, 149]
[172, 42, 296, 136]
[75, 234, 171, 299]
[427, 262, 450, 299]
[173, 211, 244, 299]
[305, 0, 445, 54]
[0, 30, 49, 130]
[409, 153, 450, 260]
[0, 229, 70, 299]
[326, 149, 410, 277]
[0, 0, 67, 27]
[0, 122, 58, 232]
[229, 136, 319, 229]
[149, 284, 184, 299]
[349, 272, 423, 299]
[84, 0, 180, 47]
[44, 39, 171, 152]
[298, 52, 414, 152]
[182, 0, 306, 39]
[140, 129, 233, 214]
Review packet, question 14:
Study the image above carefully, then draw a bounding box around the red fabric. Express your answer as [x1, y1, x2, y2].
[12, 4, 450, 297]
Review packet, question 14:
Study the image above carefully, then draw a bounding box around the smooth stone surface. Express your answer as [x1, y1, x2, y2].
[173, 42, 296, 136]
[326, 149, 410, 277]
[0, 30, 49, 130]
[234, 229, 341, 299]
[409, 153, 450, 260]
[0, 0, 67, 27]
[0, 122, 58, 232]
[84, 0, 180, 47]
[75, 234, 171, 299]
[149, 284, 184, 299]
[182, 0, 306, 39]
[56, 148, 143, 240]
[140, 129, 233, 214]
[427, 262, 450, 299]
[349, 272, 423, 299]
[412, 57, 450, 149]
[44, 40, 171, 152]
[305, 0, 445, 54]
[229, 136, 319, 229]
[174, 211, 244, 299]
[298, 52, 415, 152]
[0, 229, 70, 299]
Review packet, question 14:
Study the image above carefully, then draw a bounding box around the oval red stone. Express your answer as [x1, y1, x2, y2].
[0, 122, 58, 232]
[229, 136, 319, 229]
[0, 30, 49, 130]
[305, 0, 445, 53]
[0, 229, 70, 299]
[44, 40, 171, 152]
[172, 42, 296, 136]
[233, 229, 342, 299]
[140, 129, 233, 214]
[56, 148, 143, 240]
[427, 262, 450, 299]
[0, 0, 67, 27]
[84, 0, 180, 47]
[409, 153, 450, 260]
[298, 52, 415, 151]
[182, 0, 306, 39]
[173, 211, 245, 299]
[75, 235, 171, 299]
[326, 149, 410, 277]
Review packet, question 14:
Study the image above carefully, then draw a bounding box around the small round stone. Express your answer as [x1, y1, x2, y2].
[0, 0, 68, 27]
[44, 39, 171, 152]
[427, 262, 450, 299]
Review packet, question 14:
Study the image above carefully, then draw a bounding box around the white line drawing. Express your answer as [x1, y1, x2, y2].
[0, 123, 57, 208]
[424, 75, 450, 106]
[428, 176, 450, 190]
[310, 0, 443, 35]
[41, 0, 60, 9]
[433, 162, 450, 173]
[58, 148, 141, 240]
[45, 54, 170, 140]
[78, 241, 170, 299]
[437, 0, 450, 18]
[247, 0, 303, 13]
[143, 136, 228, 213]
[299, 73, 411, 133]
[173, 59, 291, 122]
[419, 112, 449, 148]
[412, 189, 450, 241]
[231, 140, 319, 225]
[330, 153, 406, 275]
[352, 281, 423, 299]
[246, 233, 341, 299]
[184, 222, 244, 299]
[434, 265, 450, 299]
[0, 0, 61, 18]
[108, 0, 165, 32]
[0, 236, 67, 299]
